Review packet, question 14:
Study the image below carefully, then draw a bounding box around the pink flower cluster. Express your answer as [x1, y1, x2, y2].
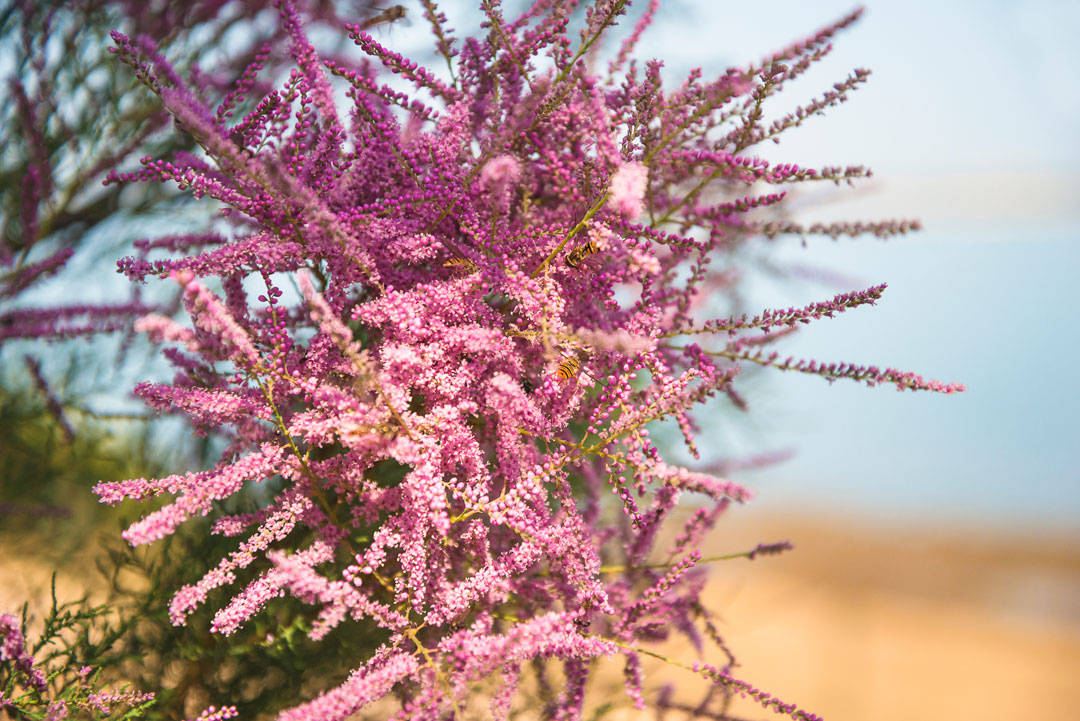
[1, 613, 46, 694]
[0, 618, 154, 718]
[92, 2, 963, 718]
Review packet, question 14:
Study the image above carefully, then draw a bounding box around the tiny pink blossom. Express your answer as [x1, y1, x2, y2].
[608, 162, 648, 218]
[1, 614, 45, 693]
[480, 154, 522, 187]
[186, 705, 239, 721]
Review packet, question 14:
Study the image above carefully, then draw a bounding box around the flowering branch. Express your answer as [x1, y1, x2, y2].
[57, 2, 966, 718]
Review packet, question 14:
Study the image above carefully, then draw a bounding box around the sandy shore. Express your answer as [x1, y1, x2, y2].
[622, 513, 1080, 721]
[3, 514, 1077, 720]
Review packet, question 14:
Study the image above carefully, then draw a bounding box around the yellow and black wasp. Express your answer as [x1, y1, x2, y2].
[555, 355, 581, 381]
[565, 240, 600, 270]
[443, 257, 479, 274]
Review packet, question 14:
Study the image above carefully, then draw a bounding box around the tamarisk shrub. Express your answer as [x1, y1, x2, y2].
[93, 1, 964, 718]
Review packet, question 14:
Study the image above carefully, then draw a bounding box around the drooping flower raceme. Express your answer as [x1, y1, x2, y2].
[95, 2, 963, 719]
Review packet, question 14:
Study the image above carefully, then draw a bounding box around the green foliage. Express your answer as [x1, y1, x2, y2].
[0, 577, 156, 720]
[94, 526, 388, 720]
[0, 379, 162, 560]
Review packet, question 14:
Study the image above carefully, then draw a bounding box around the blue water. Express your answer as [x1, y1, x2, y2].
[674, 226, 1080, 536]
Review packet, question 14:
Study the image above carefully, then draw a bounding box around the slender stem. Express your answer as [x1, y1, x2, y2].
[530, 192, 609, 278]
[651, 164, 725, 229]
[406, 628, 464, 719]
[609, 639, 695, 672]
[598, 547, 782, 575]
[482, 0, 535, 92]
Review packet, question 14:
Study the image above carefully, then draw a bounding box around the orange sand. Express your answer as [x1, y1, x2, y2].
[619, 514, 1080, 721]
[4, 514, 1078, 720]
